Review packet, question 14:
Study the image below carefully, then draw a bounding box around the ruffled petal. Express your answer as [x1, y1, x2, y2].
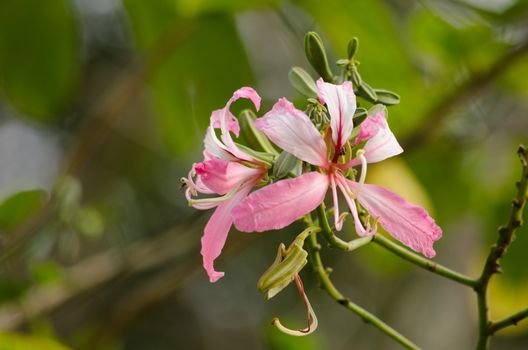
[201, 181, 254, 283]
[347, 181, 442, 258]
[254, 98, 328, 167]
[316, 79, 356, 152]
[211, 108, 240, 137]
[203, 126, 238, 161]
[233, 172, 329, 232]
[195, 159, 263, 195]
[355, 111, 403, 164]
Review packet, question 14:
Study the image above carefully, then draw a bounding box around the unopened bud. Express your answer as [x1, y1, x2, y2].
[273, 151, 300, 179]
[373, 89, 400, 105]
[304, 31, 333, 82]
[347, 37, 359, 59]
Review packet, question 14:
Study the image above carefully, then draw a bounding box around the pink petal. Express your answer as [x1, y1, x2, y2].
[254, 98, 328, 167]
[201, 181, 254, 283]
[195, 159, 263, 195]
[316, 79, 356, 152]
[207, 87, 262, 163]
[233, 172, 329, 232]
[211, 109, 240, 137]
[347, 181, 442, 257]
[355, 111, 403, 164]
[203, 126, 238, 161]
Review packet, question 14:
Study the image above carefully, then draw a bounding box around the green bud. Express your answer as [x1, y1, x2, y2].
[288, 67, 317, 98]
[239, 110, 277, 155]
[347, 37, 359, 59]
[304, 31, 333, 82]
[53, 176, 82, 222]
[373, 89, 400, 105]
[74, 206, 104, 237]
[273, 151, 300, 179]
[357, 81, 378, 103]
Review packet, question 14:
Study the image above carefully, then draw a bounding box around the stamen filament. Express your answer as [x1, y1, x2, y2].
[271, 274, 318, 336]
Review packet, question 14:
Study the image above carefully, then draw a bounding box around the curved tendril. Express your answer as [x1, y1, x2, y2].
[271, 274, 318, 336]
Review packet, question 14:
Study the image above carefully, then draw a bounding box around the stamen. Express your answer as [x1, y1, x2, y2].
[355, 149, 367, 198]
[330, 175, 343, 231]
[271, 274, 318, 336]
[188, 184, 242, 209]
[335, 175, 369, 236]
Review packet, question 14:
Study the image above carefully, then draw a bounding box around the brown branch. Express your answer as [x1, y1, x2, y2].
[402, 38, 528, 151]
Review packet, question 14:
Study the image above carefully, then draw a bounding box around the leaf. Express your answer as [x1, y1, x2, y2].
[0, 332, 69, 350]
[0, 190, 47, 232]
[124, 1, 255, 154]
[0, 0, 80, 121]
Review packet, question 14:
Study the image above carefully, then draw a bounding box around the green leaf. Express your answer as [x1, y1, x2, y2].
[357, 81, 377, 102]
[0, 190, 47, 232]
[0, 0, 80, 121]
[124, 1, 255, 154]
[0, 332, 69, 350]
[74, 207, 104, 237]
[374, 89, 400, 105]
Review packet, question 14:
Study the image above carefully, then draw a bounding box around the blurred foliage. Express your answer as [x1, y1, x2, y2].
[0, 0, 527, 349]
[0, 190, 46, 232]
[0, 0, 80, 121]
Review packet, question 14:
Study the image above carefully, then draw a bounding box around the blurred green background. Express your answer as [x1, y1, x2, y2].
[0, 0, 527, 349]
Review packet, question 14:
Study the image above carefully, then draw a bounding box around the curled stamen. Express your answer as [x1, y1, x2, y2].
[354, 149, 367, 198]
[271, 274, 318, 336]
[188, 184, 242, 209]
[330, 175, 343, 231]
[335, 175, 370, 236]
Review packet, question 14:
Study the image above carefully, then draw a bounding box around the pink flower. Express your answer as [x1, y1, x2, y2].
[232, 79, 441, 258]
[183, 87, 267, 282]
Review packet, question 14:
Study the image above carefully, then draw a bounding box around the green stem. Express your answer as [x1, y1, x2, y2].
[475, 145, 528, 350]
[316, 204, 373, 251]
[489, 307, 528, 334]
[372, 235, 478, 288]
[305, 224, 420, 350]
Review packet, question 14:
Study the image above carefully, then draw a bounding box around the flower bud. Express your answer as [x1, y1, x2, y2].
[289, 67, 317, 98]
[304, 31, 333, 82]
[347, 37, 359, 59]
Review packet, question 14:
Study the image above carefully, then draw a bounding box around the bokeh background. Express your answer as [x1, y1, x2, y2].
[0, 0, 527, 349]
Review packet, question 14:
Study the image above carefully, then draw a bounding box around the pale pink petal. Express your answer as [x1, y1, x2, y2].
[203, 126, 237, 161]
[206, 87, 261, 163]
[355, 111, 403, 164]
[211, 109, 240, 137]
[316, 79, 356, 152]
[195, 159, 263, 195]
[201, 181, 254, 283]
[347, 181, 442, 258]
[254, 98, 328, 167]
[233, 172, 329, 232]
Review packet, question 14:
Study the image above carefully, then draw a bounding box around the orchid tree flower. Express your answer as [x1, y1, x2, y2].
[233, 79, 441, 258]
[182, 87, 268, 282]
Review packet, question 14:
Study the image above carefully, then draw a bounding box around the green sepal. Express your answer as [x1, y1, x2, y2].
[239, 109, 277, 155]
[273, 151, 301, 179]
[373, 89, 400, 105]
[257, 227, 317, 300]
[351, 65, 362, 88]
[235, 142, 275, 166]
[289, 67, 317, 98]
[304, 31, 333, 82]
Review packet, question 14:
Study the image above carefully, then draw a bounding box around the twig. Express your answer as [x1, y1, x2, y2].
[489, 307, 528, 335]
[402, 38, 528, 151]
[305, 217, 420, 349]
[372, 235, 477, 287]
[474, 145, 528, 350]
